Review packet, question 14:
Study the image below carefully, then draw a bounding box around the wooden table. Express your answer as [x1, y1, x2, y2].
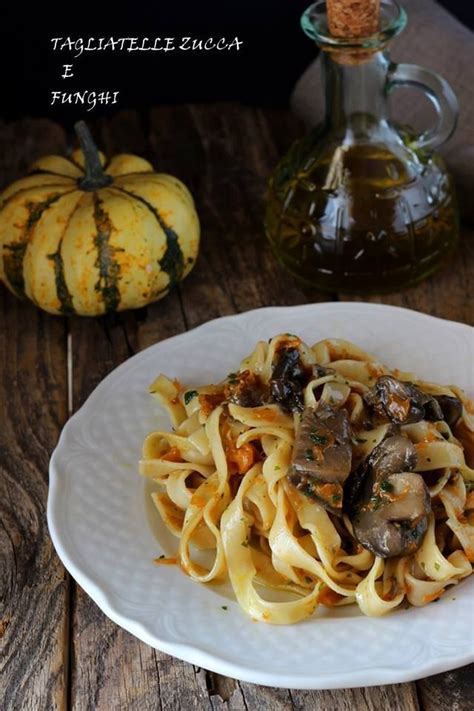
[1, 106, 473, 710]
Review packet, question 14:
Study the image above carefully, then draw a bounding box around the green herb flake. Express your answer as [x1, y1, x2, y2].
[421, 562, 426, 569]
[184, 390, 198, 405]
[305, 576, 312, 584]
[332, 493, 342, 503]
[434, 562, 441, 571]
[274, 465, 281, 471]
[380, 480, 394, 493]
[354, 437, 367, 444]
[310, 432, 328, 446]
[441, 431, 450, 440]
[242, 540, 249, 548]
[221, 605, 228, 611]
[305, 448, 315, 461]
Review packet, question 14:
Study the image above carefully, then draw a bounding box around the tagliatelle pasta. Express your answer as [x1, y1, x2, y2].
[139, 335, 474, 624]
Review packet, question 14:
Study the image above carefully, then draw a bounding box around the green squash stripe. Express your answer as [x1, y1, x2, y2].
[45, 196, 86, 315]
[47, 247, 75, 315]
[111, 185, 184, 287]
[92, 195, 124, 312]
[3, 192, 69, 297]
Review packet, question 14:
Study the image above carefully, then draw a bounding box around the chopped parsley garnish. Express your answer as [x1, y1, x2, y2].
[441, 431, 450, 440]
[305, 576, 312, 584]
[221, 605, 228, 610]
[380, 480, 394, 493]
[242, 540, 249, 548]
[227, 372, 238, 384]
[184, 390, 198, 405]
[332, 493, 342, 503]
[434, 562, 441, 571]
[353, 437, 367, 444]
[310, 432, 328, 446]
[274, 465, 281, 471]
[305, 448, 315, 461]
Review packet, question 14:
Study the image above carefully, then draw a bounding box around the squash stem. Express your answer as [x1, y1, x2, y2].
[75, 121, 112, 190]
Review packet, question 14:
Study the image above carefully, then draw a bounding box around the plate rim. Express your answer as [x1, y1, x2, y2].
[47, 301, 474, 689]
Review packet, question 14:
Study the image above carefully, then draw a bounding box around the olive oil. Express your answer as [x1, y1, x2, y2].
[265, 2, 460, 293]
[265, 137, 458, 292]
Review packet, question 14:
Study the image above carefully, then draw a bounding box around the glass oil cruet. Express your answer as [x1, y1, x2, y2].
[265, 0, 460, 292]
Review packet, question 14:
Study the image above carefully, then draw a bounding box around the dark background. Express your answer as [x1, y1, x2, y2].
[1, 1, 472, 127]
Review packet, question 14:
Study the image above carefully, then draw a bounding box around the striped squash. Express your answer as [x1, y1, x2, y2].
[0, 121, 200, 315]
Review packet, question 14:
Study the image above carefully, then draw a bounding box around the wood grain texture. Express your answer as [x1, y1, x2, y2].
[1, 107, 473, 710]
[0, 120, 69, 710]
[417, 664, 474, 711]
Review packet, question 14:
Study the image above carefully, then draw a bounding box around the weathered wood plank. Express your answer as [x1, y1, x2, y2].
[289, 684, 419, 710]
[0, 120, 69, 710]
[417, 664, 474, 711]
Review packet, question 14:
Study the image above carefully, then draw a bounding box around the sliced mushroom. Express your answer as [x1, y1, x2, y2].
[224, 370, 267, 408]
[288, 403, 352, 515]
[344, 434, 430, 558]
[353, 472, 430, 558]
[431, 395, 463, 427]
[344, 433, 416, 515]
[270, 346, 309, 412]
[364, 375, 461, 426]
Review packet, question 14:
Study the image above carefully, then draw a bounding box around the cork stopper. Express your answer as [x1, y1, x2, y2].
[327, 0, 380, 38]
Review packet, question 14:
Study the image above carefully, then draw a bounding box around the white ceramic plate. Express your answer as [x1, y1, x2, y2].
[48, 302, 474, 689]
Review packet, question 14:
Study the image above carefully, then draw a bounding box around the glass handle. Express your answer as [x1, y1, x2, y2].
[386, 63, 458, 151]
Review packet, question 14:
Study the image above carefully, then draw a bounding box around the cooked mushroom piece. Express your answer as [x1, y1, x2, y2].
[344, 434, 430, 558]
[430, 395, 463, 427]
[288, 403, 352, 515]
[270, 346, 309, 412]
[224, 370, 267, 408]
[353, 472, 430, 558]
[365, 375, 445, 425]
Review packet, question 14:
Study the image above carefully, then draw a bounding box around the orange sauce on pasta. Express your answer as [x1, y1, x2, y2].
[161, 447, 183, 462]
[423, 589, 444, 604]
[199, 392, 226, 417]
[318, 585, 344, 606]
